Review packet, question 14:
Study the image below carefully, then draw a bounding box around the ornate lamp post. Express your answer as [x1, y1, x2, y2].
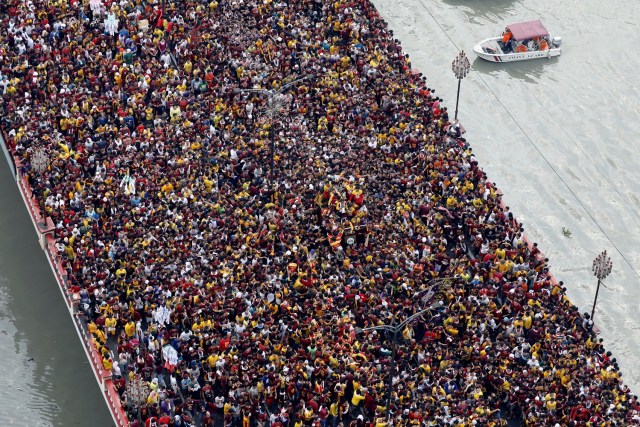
[354, 277, 455, 422]
[355, 308, 432, 423]
[125, 373, 150, 425]
[31, 146, 49, 175]
[451, 51, 471, 121]
[591, 250, 612, 320]
[233, 75, 312, 190]
[31, 146, 49, 217]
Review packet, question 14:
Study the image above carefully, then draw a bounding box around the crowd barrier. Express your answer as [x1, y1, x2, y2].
[0, 129, 130, 427]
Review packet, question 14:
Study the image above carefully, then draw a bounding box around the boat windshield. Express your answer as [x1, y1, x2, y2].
[506, 20, 549, 41]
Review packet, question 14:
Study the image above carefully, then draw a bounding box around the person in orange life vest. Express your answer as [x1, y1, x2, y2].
[539, 38, 549, 50]
[502, 28, 514, 52]
[502, 28, 513, 43]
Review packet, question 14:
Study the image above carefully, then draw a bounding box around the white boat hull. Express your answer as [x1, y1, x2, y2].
[473, 37, 561, 63]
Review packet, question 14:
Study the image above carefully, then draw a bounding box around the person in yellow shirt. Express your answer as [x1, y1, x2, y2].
[546, 395, 557, 414]
[169, 105, 181, 122]
[94, 326, 107, 344]
[147, 389, 159, 405]
[88, 321, 98, 335]
[105, 316, 118, 336]
[102, 354, 113, 372]
[207, 353, 218, 368]
[5, 82, 17, 95]
[351, 388, 365, 407]
[161, 181, 175, 194]
[124, 320, 136, 339]
[496, 259, 511, 273]
[522, 312, 533, 330]
[302, 404, 314, 422]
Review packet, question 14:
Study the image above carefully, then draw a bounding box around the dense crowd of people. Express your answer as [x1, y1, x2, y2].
[1, 0, 639, 426]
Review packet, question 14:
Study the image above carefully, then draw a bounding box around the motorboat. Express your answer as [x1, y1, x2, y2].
[474, 20, 562, 63]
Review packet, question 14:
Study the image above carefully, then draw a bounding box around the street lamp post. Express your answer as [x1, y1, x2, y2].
[31, 146, 49, 175]
[355, 308, 433, 423]
[233, 75, 312, 190]
[591, 250, 612, 321]
[451, 51, 471, 121]
[354, 277, 455, 422]
[125, 373, 150, 425]
[31, 146, 49, 218]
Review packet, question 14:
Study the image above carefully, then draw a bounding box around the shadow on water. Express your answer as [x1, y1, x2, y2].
[440, 0, 521, 23]
[471, 55, 560, 84]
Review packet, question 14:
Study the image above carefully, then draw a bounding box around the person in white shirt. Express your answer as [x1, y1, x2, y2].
[160, 52, 171, 68]
[0, 75, 9, 94]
